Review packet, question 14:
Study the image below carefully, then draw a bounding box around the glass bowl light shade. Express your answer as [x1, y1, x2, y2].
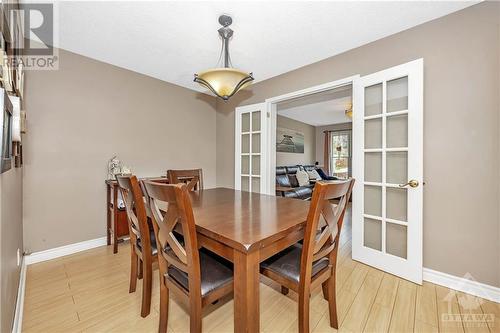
[194, 68, 254, 101]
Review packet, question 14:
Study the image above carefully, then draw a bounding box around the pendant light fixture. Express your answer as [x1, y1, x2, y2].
[194, 15, 254, 101]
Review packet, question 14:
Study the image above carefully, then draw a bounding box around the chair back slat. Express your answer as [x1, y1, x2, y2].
[116, 175, 150, 251]
[301, 179, 355, 283]
[142, 181, 200, 279]
[167, 169, 203, 191]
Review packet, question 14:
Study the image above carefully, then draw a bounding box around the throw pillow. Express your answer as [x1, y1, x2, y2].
[307, 169, 321, 180]
[288, 174, 299, 187]
[316, 168, 333, 180]
[296, 170, 310, 187]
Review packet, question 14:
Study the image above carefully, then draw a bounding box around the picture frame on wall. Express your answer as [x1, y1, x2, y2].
[276, 127, 305, 153]
[0, 89, 13, 173]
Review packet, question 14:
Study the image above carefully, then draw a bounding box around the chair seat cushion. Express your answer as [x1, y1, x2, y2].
[136, 228, 158, 255]
[167, 249, 233, 297]
[260, 244, 329, 283]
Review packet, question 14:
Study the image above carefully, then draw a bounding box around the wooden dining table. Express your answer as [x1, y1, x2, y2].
[187, 187, 311, 333]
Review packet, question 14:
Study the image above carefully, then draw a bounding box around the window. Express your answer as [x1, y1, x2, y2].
[331, 130, 351, 179]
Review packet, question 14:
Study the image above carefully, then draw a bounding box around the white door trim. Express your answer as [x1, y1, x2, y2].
[265, 75, 360, 195]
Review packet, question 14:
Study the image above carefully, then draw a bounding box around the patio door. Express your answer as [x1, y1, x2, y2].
[352, 59, 423, 284]
[234, 103, 269, 193]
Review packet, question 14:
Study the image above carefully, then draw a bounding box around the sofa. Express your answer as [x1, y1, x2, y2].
[276, 165, 337, 200]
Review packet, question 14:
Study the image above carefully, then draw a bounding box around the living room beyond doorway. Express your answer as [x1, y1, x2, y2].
[274, 84, 353, 200]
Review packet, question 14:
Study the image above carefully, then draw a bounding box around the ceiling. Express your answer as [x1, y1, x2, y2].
[44, 1, 477, 94]
[277, 85, 352, 126]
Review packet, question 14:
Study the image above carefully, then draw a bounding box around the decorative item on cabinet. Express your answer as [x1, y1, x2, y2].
[107, 156, 132, 178]
[121, 165, 131, 174]
[107, 155, 123, 180]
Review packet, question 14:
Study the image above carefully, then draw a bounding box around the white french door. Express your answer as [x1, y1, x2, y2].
[352, 59, 424, 284]
[234, 103, 269, 193]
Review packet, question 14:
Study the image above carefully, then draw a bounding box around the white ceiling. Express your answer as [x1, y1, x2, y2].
[277, 85, 352, 126]
[44, 1, 477, 93]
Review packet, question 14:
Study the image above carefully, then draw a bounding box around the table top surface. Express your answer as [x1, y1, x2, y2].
[189, 188, 310, 253]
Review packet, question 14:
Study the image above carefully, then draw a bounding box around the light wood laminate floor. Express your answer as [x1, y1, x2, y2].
[23, 212, 499, 332]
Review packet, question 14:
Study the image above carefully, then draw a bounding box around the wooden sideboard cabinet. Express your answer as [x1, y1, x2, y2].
[106, 176, 168, 254]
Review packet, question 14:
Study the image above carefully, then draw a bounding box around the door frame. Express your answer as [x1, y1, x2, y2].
[264, 75, 360, 195]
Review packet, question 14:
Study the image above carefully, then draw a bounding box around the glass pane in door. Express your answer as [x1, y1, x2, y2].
[251, 178, 260, 193]
[364, 218, 382, 251]
[386, 152, 407, 184]
[241, 155, 249, 175]
[252, 112, 261, 131]
[387, 77, 408, 112]
[365, 83, 383, 116]
[251, 133, 260, 153]
[251, 155, 260, 175]
[386, 188, 407, 222]
[241, 176, 249, 192]
[365, 152, 381, 183]
[364, 119, 382, 149]
[387, 114, 408, 148]
[242, 134, 250, 154]
[242, 113, 250, 132]
[386, 223, 407, 258]
[364, 185, 382, 216]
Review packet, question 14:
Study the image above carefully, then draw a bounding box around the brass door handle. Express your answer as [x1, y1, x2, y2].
[399, 180, 419, 188]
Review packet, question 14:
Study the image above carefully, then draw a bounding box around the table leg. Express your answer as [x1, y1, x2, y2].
[233, 249, 260, 333]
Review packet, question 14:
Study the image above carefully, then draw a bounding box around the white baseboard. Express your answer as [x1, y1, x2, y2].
[24, 237, 107, 265]
[423, 268, 500, 303]
[11, 257, 26, 333]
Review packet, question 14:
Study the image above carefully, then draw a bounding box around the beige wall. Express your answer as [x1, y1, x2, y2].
[216, 2, 500, 287]
[0, 166, 23, 332]
[23, 48, 217, 252]
[276, 115, 316, 166]
[315, 122, 352, 167]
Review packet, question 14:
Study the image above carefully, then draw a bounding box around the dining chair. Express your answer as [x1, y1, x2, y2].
[115, 174, 157, 318]
[167, 168, 203, 191]
[142, 181, 233, 333]
[260, 179, 355, 333]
